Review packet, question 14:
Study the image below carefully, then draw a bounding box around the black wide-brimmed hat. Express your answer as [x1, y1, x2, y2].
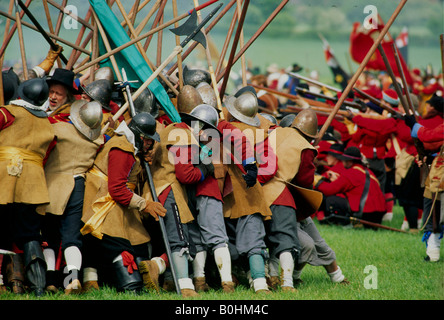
[426, 95, 443, 113]
[337, 146, 362, 162]
[46, 68, 79, 94]
[320, 143, 344, 158]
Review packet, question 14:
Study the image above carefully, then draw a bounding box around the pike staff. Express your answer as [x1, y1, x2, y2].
[314, 0, 409, 146]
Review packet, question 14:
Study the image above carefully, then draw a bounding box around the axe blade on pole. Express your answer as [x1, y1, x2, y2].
[170, 3, 223, 49]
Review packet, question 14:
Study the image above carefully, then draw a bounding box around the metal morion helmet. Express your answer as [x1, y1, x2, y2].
[18, 78, 49, 106]
[180, 104, 220, 132]
[279, 113, 296, 127]
[94, 67, 115, 87]
[133, 87, 159, 118]
[82, 79, 112, 110]
[177, 85, 203, 114]
[259, 113, 277, 125]
[224, 90, 260, 127]
[196, 82, 217, 109]
[183, 65, 211, 87]
[128, 112, 160, 151]
[290, 108, 318, 138]
[69, 100, 103, 141]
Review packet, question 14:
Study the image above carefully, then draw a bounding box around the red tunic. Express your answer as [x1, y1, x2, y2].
[316, 163, 386, 213]
[108, 148, 137, 207]
[350, 115, 396, 159]
[417, 123, 444, 145]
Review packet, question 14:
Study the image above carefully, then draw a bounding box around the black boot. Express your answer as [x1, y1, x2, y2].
[112, 256, 143, 293]
[23, 241, 47, 297]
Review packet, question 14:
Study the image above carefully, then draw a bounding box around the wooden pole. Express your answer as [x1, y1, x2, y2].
[143, 0, 168, 51]
[215, 0, 239, 76]
[0, 10, 91, 55]
[42, 0, 62, 68]
[172, 0, 183, 89]
[235, 0, 247, 86]
[15, 1, 28, 80]
[377, 43, 410, 115]
[216, 0, 289, 83]
[134, 0, 162, 36]
[219, 0, 249, 98]
[392, 42, 415, 115]
[0, 0, 15, 106]
[192, 0, 224, 118]
[314, 0, 408, 146]
[156, 7, 165, 67]
[66, 8, 92, 70]
[114, 0, 178, 96]
[91, 9, 123, 81]
[129, 0, 140, 32]
[54, 0, 68, 36]
[0, 0, 32, 60]
[167, 0, 236, 77]
[73, 7, 193, 74]
[47, 0, 93, 30]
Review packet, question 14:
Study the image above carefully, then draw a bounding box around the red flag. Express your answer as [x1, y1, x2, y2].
[349, 21, 412, 85]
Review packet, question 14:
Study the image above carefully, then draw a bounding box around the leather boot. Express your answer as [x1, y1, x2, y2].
[4, 254, 26, 294]
[137, 258, 160, 292]
[193, 277, 210, 292]
[113, 257, 143, 293]
[23, 241, 47, 297]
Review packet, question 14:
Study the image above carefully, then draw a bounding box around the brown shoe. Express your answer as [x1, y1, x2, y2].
[82, 280, 99, 293]
[10, 280, 26, 294]
[181, 288, 199, 297]
[281, 286, 297, 293]
[65, 279, 82, 295]
[193, 277, 210, 292]
[255, 288, 271, 295]
[221, 281, 235, 293]
[138, 260, 160, 292]
[46, 284, 59, 294]
[0, 284, 8, 294]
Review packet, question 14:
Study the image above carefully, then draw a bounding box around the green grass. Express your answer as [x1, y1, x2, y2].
[1, 205, 443, 301]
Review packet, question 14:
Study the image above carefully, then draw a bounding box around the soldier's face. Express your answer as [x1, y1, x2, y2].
[326, 154, 338, 166]
[141, 136, 154, 153]
[342, 160, 353, 169]
[48, 84, 68, 110]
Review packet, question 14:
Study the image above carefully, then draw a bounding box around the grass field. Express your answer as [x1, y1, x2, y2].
[1, 205, 442, 302]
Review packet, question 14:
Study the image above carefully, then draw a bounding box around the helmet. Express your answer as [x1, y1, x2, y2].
[290, 108, 318, 138]
[259, 113, 277, 125]
[180, 104, 220, 132]
[18, 78, 49, 106]
[132, 87, 159, 118]
[224, 90, 260, 127]
[69, 100, 103, 141]
[279, 113, 296, 127]
[82, 79, 112, 110]
[128, 112, 160, 151]
[196, 82, 217, 109]
[94, 67, 114, 87]
[183, 65, 211, 87]
[2, 68, 20, 104]
[177, 85, 203, 114]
